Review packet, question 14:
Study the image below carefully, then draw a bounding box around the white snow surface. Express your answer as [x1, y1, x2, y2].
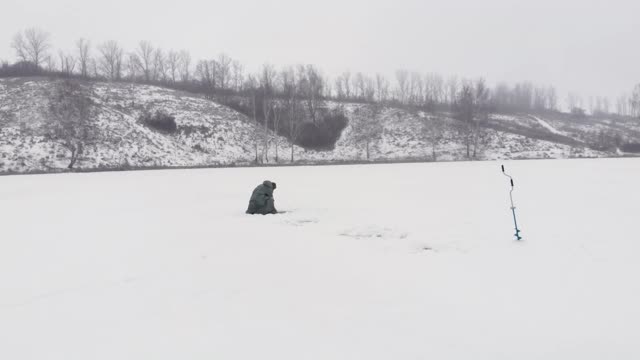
[1, 158, 639, 359]
[529, 115, 570, 137]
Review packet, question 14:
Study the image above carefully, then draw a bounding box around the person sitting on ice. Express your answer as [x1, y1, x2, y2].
[246, 180, 278, 215]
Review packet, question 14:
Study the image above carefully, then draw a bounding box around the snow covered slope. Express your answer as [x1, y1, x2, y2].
[1, 158, 639, 359]
[1, 77, 636, 173]
[0, 77, 275, 172]
[329, 104, 612, 161]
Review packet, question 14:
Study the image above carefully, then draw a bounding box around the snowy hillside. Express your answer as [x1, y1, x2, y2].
[330, 104, 613, 161]
[1, 77, 637, 174]
[0, 77, 276, 172]
[1, 158, 639, 359]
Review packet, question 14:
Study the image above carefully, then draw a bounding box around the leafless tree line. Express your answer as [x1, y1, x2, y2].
[617, 85, 640, 118]
[4, 27, 640, 120]
[246, 63, 329, 164]
[491, 82, 557, 112]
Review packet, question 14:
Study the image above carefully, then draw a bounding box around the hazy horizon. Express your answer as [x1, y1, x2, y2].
[1, 0, 639, 104]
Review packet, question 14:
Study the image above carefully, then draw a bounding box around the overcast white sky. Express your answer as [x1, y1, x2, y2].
[1, 0, 639, 102]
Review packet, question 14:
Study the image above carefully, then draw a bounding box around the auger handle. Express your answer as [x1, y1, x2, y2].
[502, 165, 514, 187]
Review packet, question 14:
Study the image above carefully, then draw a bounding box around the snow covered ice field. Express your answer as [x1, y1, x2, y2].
[1, 158, 640, 359]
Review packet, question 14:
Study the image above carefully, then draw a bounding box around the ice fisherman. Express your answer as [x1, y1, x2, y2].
[246, 180, 278, 215]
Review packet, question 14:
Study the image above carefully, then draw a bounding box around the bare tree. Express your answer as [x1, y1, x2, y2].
[408, 71, 423, 105]
[166, 50, 180, 83]
[603, 97, 610, 114]
[631, 84, 640, 117]
[547, 86, 558, 111]
[261, 64, 277, 162]
[566, 92, 585, 114]
[533, 87, 548, 110]
[136, 41, 154, 82]
[12, 28, 51, 69]
[152, 49, 167, 82]
[323, 74, 333, 99]
[341, 71, 352, 99]
[179, 50, 192, 82]
[354, 72, 366, 100]
[513, 82, 534, 110]
[351, 104, 384, 160]
[58, 51, 77, 76]
[364, 76, 376, 102]
[456, 83, 475, 159]
[297, 65, 324, 124]
[232, 60, 244, 91]
[76, 38, 91, 78]
[44, 55, 57, 73]
[260, 64, 276, 95]
[89, 58, 99, 78]
[616, 95, 629, 116]
[280, 66, 303, 162]
[567, 92, 577, 112]
[472, 79, 490, 158]
[422, 115, 444, 161]
[334, 76, 345, 100]
[395, 69, 409, 104]
[195, 60, 218, 98]
[124, 53, 139, 81]
[243, 74, 262, 162]
[46, 80, 98, 169]
[217, 54, 233, 90]
[454, 79, 489, 159]
[375, 73, 389, 103]
[446, 76, 459, 107]
[594, 96, 603, 114]
[491, 82, 511, 110]
[98, 41, 124, 80]
[426, 73, 444, 105]
[288, 99, 303, 163]
[272, 102, 283, 163]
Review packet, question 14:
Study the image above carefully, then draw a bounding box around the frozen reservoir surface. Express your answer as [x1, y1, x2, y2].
[1, 158, 639, 359]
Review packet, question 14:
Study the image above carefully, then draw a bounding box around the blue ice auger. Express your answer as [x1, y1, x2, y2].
[501, 165, 522, 241]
